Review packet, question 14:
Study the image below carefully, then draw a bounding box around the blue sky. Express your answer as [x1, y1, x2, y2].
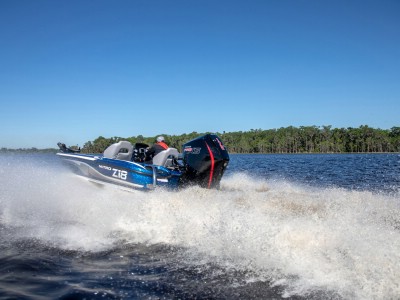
[1, 0, 399, 148]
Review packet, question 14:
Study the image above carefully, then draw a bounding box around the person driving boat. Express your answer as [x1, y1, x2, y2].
[145, 136, 169, 161]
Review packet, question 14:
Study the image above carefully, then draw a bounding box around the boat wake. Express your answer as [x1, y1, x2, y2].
[0, 157, 399, 299]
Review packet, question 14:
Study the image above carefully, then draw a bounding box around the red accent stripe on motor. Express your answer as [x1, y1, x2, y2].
[205, 142, 215, 188]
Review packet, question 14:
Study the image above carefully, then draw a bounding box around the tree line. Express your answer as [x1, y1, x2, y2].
[0, 147, 57, 153]
[80, 125, 400, 154]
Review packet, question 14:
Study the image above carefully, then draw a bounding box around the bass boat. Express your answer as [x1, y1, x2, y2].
[57, 134, 229, 191]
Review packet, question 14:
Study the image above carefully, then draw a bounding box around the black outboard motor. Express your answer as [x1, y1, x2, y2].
[180, 134, 229, 189]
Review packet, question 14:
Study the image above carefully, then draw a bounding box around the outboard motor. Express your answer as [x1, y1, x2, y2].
[180, 134, 229, 189]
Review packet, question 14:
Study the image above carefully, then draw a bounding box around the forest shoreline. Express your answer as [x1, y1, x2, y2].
[2, 125, 400, 154]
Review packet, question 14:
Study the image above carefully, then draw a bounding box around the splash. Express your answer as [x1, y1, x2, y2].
[0, 156, 399, 299]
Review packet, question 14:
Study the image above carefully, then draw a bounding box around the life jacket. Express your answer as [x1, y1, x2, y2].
[157, 141, 169, 150]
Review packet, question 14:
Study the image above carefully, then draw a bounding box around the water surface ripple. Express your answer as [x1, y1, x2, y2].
[0, 153, 399, 299]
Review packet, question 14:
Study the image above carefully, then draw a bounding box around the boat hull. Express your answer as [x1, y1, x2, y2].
[57, 152, 181, 190]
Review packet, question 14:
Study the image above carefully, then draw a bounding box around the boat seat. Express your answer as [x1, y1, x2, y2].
[152, 148, 179, 167]
[103, 141, 134, 161]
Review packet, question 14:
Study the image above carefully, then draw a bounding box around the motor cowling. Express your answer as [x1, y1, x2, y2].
[180, 134, 229, 189]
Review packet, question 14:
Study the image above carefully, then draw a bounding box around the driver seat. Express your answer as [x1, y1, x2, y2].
[152, 148, 179, 167]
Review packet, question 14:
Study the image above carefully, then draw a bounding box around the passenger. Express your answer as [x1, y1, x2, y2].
[146, 136, 169, 161]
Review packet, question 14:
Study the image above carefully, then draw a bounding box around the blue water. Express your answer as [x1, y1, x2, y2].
[0, 153, 399, 299]
[228, 154, 400, 194]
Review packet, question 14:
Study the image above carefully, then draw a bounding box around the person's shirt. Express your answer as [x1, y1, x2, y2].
[146, 141, 169, 159]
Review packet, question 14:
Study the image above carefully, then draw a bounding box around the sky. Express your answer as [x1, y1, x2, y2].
[1, 0, 399, 148]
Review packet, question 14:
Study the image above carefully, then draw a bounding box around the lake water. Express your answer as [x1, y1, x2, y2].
[0, 153, 399, 299]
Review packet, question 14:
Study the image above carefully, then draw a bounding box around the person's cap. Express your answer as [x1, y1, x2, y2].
[157, 136, 164, 142]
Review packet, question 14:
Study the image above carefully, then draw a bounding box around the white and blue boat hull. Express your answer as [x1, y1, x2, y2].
[57, 134, 229, 191]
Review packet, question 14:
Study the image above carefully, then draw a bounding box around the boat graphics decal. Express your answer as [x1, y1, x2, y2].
[204, 141, 215, 189]
[57, 152, 97, 161]
[183, 147, 201, 154]
[64, 159, 150, 189]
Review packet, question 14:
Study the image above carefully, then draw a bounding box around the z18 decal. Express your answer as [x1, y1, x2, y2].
[112, 168, 127, 180]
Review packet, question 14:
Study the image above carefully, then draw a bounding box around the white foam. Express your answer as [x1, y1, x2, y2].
[0, 158, 399, 299]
